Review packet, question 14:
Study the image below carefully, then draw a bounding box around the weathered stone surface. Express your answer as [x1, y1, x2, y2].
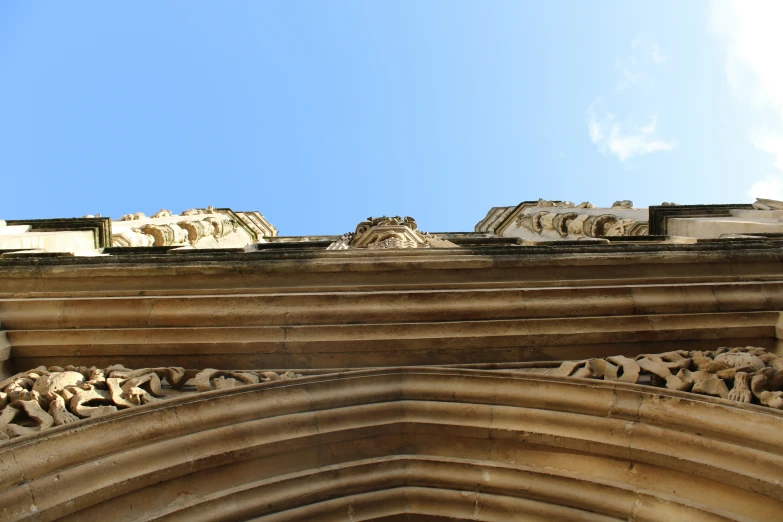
[328, 216, 458, 250]
[2, 200, 783, 520]
[556, 346, 783, 406]
[0, 365, 302, 439]
[0, 367, 782, 521]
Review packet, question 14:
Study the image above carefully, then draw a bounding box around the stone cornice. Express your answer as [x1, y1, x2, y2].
[1, 239, 781, 376]
[5, 217, 112, 249]
[648, 203, 755, 235]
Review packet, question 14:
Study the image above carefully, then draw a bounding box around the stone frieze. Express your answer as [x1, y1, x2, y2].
[0, 365, 301, 440]
[554, 346, 783, 407]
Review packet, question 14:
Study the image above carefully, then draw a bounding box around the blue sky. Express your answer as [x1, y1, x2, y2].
[1, 2, 782, 235]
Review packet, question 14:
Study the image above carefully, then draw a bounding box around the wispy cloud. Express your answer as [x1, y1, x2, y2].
[712, 1, 783, 200]
[588, 37, 676, 162]
[651, 42, 665, 64]
[587, 104, 678, 161]
[747, 177, 783, 200]
[614, 37, 665, 92]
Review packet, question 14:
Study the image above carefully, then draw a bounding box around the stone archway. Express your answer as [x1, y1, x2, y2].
[1, 368, 781, 521]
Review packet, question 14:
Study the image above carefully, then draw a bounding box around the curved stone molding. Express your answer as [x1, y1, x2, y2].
[531, 210, 549, 234]
[328, 216, 458, 250]
[0, 367, 781, 520]
[583, 214, 619, 237]
[0, 365, 302, 440]
[552, 211, 579, 237]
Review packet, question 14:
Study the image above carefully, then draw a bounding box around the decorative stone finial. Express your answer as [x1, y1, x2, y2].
[327, 216, 458, 250]
[150, 209, 173, 219]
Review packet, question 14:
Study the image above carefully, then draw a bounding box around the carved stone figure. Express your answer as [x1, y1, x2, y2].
[555, 346, 783, 408]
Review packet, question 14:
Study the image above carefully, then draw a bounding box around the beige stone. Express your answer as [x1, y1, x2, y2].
[1, 200, 783, 519]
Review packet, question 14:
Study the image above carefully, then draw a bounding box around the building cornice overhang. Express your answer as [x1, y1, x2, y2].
[1, 367, 781, 520]
[648, 203, 756, 235]
[1, 235, 782, 268]
[4, 217, 112, 249]
[0, 238, 781, 374]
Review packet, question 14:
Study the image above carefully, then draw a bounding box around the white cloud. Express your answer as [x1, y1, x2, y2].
[712, 1, 783, 200]
[615, 67, 647, 93]
[747, 176, 783, 200]
[652, 43, 665, 64]
[587, 106, 678, 162]
[590, 36, 676, 161]
[614, 37, 665, 91]
[751, 133, 783, 172]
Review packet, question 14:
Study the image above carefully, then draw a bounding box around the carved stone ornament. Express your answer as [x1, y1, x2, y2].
[603, 218, 642, 237]
[554, 346, 783, 407]
[182, 205, 217, 216]
[532, 199, 595, 209]
[0, 365, 302, 440]
[327, 216, 458, 250]
[120, 212, 146, 221]
[112, 228, 155, 247]
[752, 198, 783, 210]
[513, 199, 646, 238]
[140, 223, 189, 246]
[150, 209, 173, 219]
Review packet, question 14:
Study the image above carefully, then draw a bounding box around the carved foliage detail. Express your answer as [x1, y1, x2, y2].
[0, 365, 302, 440]
[555, 347, 783, 408]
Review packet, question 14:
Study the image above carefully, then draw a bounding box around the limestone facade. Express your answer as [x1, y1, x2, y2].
[1, 199, 783, 520]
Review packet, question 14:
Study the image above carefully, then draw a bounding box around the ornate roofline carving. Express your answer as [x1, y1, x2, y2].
[328, 216, 458, 250]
